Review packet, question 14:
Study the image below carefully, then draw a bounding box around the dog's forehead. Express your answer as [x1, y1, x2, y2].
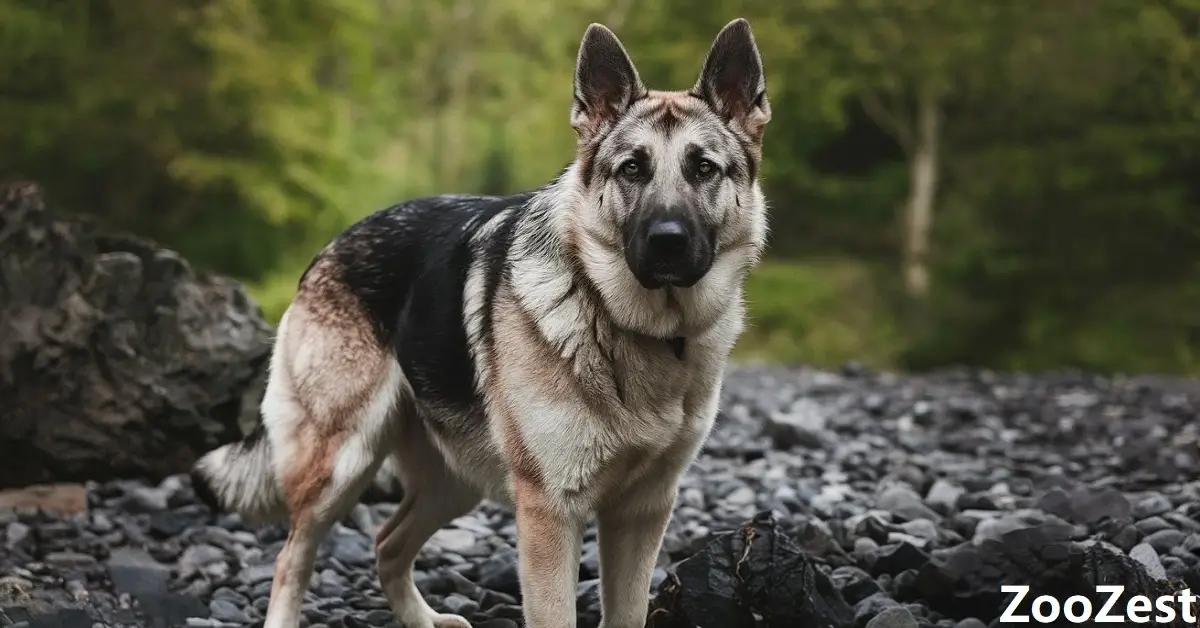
[602, 91, 736, 159]
[642, 90, 705, 117]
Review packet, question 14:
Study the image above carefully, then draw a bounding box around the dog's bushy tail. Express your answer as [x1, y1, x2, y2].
[190, 423, 286, 523]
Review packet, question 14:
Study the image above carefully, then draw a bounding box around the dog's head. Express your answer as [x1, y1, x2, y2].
[562, 18, 771, 335]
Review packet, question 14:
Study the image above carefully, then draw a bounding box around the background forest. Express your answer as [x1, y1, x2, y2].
[3, 0, 1199, 374]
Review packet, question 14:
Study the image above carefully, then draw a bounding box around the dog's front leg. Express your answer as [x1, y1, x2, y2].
[515, 476, 583, 628]
[595, 483, 676, 628]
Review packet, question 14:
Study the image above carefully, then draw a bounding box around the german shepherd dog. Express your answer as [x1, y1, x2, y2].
[191, 17, 771, 628]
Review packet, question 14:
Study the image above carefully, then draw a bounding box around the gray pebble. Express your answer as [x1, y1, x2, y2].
[868, 607, 921, 624]
[428, 528, 479, 555]
[1129, 543, 1167, 580]
[1133, 493, 1173, 520]
[1144, 528, 1185, 554]
[209, 598, 248, 624]
[877, 486, 941, 522]
[925, 479, 965, 514]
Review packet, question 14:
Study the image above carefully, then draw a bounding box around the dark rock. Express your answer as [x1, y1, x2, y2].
[1036, 486, 1131, 528]
[854, 537, 881, 570]
[856, 515, 896, 544]
[124, 486, 171, 513]
[866, 607, 919, 628]
[478, 550, 520, 595]
[0, 607, 95, 628]
[793, 516, 853, 565]
[895, 547, 1012, 620]
[579, 543, 600, 579]
[104, 547, 210, 627]
[855, 593, 900, 624]
[1145, 529, 1186, 554]
[362, 608, 394, 626]
[239, 563, 276, 586]
[107, 547, 171, 596]
[647, 511, 854, 627]
[135, 591, 210, 628]
[872, 542, 930, 577]
[924, 481, 965, 516]
[0, 182, 271, 488]
[1132, 493, 1173, 520]
[149, 510, 202, 539]
[878, 487, 941, 523]
[1136, 517, 1175, 536]
[323, 525, 374, 567]
[972, 511, 1073, 546]
[764, 401, 833, 450]
[475, 620, 520, 628]
[954, 494, 998, 512]
[830, 566, 882, 605]
[1111, 524, 1142, 552]
[210, 598, 249, 623]
[576, 579, 602, 627]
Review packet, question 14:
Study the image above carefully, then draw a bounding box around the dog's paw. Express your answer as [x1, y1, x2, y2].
[431, 614, 471, 628]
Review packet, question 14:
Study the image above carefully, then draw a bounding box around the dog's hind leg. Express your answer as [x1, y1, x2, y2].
[258, 290, 404, 628]
[374, 427, 481, 628]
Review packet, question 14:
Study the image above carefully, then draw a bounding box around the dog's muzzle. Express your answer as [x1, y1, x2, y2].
[624, 208, 715, 290]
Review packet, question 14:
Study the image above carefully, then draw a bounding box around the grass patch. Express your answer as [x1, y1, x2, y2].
[734, 258, 902, 368]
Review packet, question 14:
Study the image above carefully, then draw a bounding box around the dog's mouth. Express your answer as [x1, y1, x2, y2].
[625, 229, 716, 291]
[642, 267, 705, 290]
[633, 249, 715, 290]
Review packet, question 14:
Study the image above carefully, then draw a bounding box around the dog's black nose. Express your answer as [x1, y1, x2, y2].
[646, 219, 689, 254]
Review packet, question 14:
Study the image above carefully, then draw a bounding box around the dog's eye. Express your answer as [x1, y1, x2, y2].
[619, 159, 640, 178]
[696, 159, 717, 179]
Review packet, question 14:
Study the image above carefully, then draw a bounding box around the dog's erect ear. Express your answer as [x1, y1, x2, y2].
[695, 18, 770, 141]
[571, 23, 646, 140]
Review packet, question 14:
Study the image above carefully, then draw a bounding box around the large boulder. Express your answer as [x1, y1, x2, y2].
[0, 181, 272, 488]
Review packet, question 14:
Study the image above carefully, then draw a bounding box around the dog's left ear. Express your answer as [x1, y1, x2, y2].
[695, 18, 770, 142]
[571, 23, 647, 141]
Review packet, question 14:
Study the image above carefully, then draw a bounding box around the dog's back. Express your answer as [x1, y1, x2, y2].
[314, 193, 532, 407]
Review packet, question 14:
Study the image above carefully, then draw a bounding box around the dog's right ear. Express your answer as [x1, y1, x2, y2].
[571, 23, 646, 141]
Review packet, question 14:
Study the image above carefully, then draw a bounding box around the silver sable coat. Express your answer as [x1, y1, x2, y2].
[192, 17, 772, 628]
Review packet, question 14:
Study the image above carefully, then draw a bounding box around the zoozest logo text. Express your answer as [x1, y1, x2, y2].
[999, 585, 1200, 623]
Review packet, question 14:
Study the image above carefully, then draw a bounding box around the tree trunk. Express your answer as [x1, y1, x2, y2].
[902, 87, 940, 299]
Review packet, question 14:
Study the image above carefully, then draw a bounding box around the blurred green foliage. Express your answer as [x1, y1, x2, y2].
[2, 0, 1199, 374]
[736, 259, 904, 368]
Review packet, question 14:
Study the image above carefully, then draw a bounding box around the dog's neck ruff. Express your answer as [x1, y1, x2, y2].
[666, 336, 685, 360]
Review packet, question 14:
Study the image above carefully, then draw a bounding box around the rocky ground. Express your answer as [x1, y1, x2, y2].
[4, 363, 1200, 628]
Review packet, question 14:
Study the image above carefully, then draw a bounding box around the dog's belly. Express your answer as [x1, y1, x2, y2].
[417, 402, 514, 505]
[412, 396, 698, 514]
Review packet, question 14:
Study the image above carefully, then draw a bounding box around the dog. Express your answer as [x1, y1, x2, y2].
[191, 17, 771, 628]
